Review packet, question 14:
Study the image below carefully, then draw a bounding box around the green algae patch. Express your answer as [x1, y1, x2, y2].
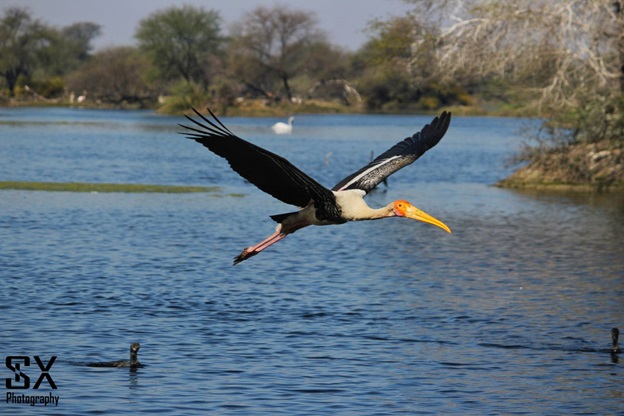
[0, 181, 219, 193]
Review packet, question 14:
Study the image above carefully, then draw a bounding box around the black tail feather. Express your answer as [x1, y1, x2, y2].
[270, 211, 298, 223]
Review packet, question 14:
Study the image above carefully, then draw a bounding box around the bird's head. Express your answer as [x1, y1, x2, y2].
[131, 343, 141, 353]
[393, 200, 451, 233]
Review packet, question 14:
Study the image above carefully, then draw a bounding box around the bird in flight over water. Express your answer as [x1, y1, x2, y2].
[180, 108, 452, 265]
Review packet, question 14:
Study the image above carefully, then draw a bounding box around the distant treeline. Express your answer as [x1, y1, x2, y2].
[1, 4, 492, 114]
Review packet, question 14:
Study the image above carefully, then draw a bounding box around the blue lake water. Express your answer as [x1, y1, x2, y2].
[1, 107, 623, 415]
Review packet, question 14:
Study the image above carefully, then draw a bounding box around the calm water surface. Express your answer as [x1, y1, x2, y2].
[1, 108, 623, 415]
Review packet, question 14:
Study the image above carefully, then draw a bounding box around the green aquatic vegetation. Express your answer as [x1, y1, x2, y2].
[0, 181, 220, 193]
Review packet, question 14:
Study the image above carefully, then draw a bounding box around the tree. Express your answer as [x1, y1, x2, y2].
[354, 14, 466, 111]
[37, 22, 101, 78]
[0, 7, 100, 98]
[229, 5, 327, 101]
[0, 7, 46, 96]
[402, 0, 624, 113]
[60, 22, 101, 64]
[66, 47, 159, 107]
[135, 5, 222, 88]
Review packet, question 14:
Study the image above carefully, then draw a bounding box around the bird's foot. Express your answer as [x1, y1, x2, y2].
[232, 230, 288, 265]
[233, 247, 258, 265]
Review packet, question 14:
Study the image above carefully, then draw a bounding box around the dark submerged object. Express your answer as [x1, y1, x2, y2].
[87, 343, 142, 368]
[180, 108, 452, 265]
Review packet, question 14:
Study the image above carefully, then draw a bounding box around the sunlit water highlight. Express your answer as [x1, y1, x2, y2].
[1, 108, 622, 415]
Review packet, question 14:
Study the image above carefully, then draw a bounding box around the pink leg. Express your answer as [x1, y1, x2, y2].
[233, 229, 288, 265]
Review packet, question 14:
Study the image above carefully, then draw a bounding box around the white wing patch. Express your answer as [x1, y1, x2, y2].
[336, 155, 401, 191]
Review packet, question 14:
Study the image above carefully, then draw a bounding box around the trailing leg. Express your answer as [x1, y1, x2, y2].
[233, 228, 288, 265]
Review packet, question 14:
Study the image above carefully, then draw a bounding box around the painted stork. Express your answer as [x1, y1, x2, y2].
[271, 116, 294, 134]
[180, 108, 452, 265]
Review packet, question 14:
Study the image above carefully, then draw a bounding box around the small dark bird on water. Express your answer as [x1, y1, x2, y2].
[87, 343, 142, 368]
[180, 108, 452, 265]
[612, 328, 621, 354]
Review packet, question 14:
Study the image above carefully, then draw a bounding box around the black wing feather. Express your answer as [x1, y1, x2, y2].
[180, 108, 334, 208]
[332, 111, 451, 193]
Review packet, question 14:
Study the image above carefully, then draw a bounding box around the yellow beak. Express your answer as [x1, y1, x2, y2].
[403, 204, 451, 234]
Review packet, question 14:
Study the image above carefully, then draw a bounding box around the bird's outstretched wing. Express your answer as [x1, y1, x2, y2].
[332, 111, 451, 193]
[180, 108, 334, 208]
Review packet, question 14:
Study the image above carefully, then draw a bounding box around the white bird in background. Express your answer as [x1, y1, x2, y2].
[271, 116, 295, 134]
[77, 90, 87, 103]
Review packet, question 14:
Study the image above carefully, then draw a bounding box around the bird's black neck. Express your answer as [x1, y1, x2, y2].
[130, 348, 139, 365]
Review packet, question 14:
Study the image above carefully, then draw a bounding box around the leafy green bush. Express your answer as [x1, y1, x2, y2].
[157, 81, 210, 114]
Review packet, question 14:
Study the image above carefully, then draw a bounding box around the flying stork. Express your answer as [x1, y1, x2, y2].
[180, 108, 452, 265]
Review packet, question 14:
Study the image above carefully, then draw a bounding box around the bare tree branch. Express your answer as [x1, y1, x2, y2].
[421, 0, 624, 109]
